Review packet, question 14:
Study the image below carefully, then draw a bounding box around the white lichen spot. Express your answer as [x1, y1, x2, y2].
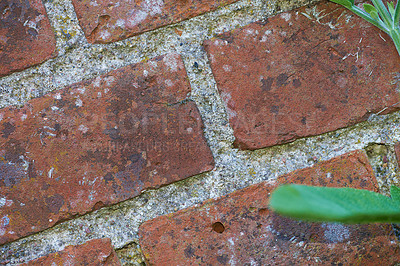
[1, 215, 10, 228]
[143, 70, 149, 77]
[48, 167, 54, 178]
[0, 113, 3, 121]
[77, 87, 86, 94]
[116, 19, 126, 28]
[92, 76, 102, 88]
[165, 79, 174, 87]
[186, 127, 193, 133]
[223, 65, 232, 72]
[51, 106, 59, 111]
[21, 114, 27, 121]
[78, 124, 89, 134]
[104, 76, 115, 86]
[0, 198, 6, 208]
[163, 53, 180, 72]
[104, 88, 110, 94]
[280, 13, 291, 22]
[245, 28, 256, 36]
[54, 93, 62, 100]
[75, 98, 83, 107]
[100, 30, 111, 40]
[141, 0, 164, 16]
[97, 92, 102, 97]
[260, 30, 272, 42]
[148, 60, 158, 70]
[127, 10, 148, 27]
[322, 223, 350, 243]
[326, 172, 332, 179]
[149, 169, 158, 177]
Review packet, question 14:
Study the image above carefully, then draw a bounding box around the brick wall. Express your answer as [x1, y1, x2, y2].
[1, 0, 400, 264]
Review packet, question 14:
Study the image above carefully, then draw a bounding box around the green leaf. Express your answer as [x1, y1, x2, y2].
[330, 0, 354, 8]
[363, 3, 380, 21]
[391, 185, 400, 203]
[388, 2, 396, 17]
[269, 184, 400, 224]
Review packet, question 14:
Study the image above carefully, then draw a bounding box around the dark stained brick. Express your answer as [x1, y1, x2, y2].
[395, 142, 400, 167]
[204, 2, 400, 150]
[71, 0, 239, 43]
[0, 53, 214, 245]
[0, 0, 57, 77]
[22, 238, 121, 265]
[139, 150, 400, 265]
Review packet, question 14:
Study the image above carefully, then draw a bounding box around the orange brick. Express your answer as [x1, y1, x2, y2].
[0, 0, 57, 77]
[72, 0, 239, 43]
[139, 150, 400, 265]
[0, 53, 214, 245]
[204, 2, 400, 150]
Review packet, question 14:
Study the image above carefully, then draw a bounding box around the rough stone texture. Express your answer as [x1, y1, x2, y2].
[139, 150, 400, 265]
[21, 238, 121, 265]
[71, 0, 240, 44]
[204, 1, 400, 150]
[0, 53, 214, 245]
[0, 0, 57, 77]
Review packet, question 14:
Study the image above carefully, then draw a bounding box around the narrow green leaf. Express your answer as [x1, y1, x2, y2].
[391, 185, 400, 203]
[388, 2, 396, 17]
[370, 0, 393, 27]
[330, 0, 354, 8]
[364, 3, 380, 21]
[394, 0, 400, 27]
[269, 184, 400, 224]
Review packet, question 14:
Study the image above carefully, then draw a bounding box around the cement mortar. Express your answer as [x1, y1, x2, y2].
[2, 0, 400, 264]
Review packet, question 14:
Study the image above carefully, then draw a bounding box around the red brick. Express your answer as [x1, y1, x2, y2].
[138, 150, 400, 265]
[395, 142, 400, 166]
[71, 0, 239, 43]
[22, 238, 121, 265]
[204, 2, 400, 150]
[0, 53, 214, 245]
[0, 0, 57, 77]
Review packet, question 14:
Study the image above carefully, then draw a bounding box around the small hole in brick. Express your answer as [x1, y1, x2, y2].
[212, 222, 225, 233]
[258, 208, 268, 216]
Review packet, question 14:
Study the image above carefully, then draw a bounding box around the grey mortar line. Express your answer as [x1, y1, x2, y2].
[4, 0, 400, 264]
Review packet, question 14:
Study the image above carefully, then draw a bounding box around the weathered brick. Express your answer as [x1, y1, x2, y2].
[71, 0, 239, 43]
[395, 142, 400, 167]
[0, 0, 57, 77]
[139, 150, 400, 265]
[0, 53, 214, 245]
[204, 2, 400, 150]
[22, 238, 120, 265]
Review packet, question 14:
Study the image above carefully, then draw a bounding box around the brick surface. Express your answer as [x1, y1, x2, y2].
[22, 238, 120, 265]
[0, 53, 214, 245]
[395, 142, 400, 167]
[139, 150, 400, 265]
[204, 2, 400, 150]
[71, 0, 239, 43]
[0, 0, 57, 77]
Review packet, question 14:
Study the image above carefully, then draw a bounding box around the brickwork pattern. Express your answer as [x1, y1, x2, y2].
[1, 0, 400, 264]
